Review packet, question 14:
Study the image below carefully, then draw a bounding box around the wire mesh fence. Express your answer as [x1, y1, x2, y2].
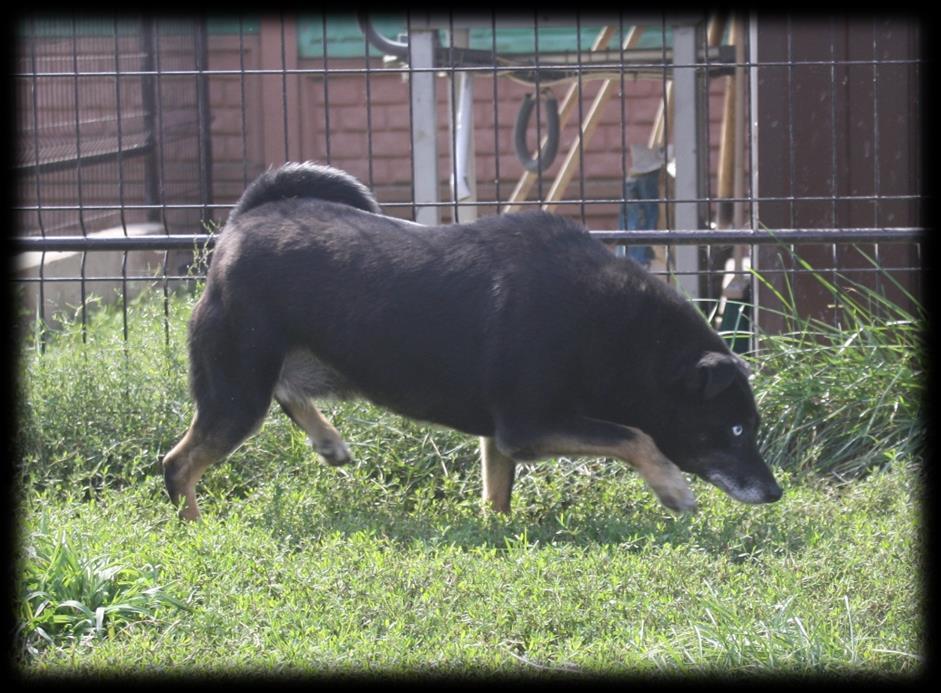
[12, 13, 923, 348]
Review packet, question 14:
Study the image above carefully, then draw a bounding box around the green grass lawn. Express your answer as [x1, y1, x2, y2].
[13, 275, 925, 678]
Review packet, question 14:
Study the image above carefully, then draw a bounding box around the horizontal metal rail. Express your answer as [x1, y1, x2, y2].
[11, 57, 925, 80]
[13, 265, 921, 285]
[589, 228, 924, 244]
[11, 193, 923, 216]
[11, 228, 923, 253]
[15, 141, 153, 174]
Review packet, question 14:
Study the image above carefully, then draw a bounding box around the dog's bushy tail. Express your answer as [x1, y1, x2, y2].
[227, 162, 381, 224]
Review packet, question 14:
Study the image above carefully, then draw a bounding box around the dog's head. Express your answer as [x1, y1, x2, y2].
[659, 351, 782, 504]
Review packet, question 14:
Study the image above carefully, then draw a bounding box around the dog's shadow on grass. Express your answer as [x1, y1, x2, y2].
[252, 484, 811, 562]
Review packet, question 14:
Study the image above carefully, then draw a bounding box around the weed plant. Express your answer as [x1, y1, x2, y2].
[738, 247, 923, 479]
[17, 519, 189, 658]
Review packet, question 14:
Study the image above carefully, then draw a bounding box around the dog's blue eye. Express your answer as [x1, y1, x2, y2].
[731, 424, 744, 437]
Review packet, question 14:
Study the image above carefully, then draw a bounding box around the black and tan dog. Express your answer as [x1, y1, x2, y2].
[163, 162, 782, 520]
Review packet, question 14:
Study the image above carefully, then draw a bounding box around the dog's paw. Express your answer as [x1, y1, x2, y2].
[313, 438, 353, 466]
[655, 480, 697, 514]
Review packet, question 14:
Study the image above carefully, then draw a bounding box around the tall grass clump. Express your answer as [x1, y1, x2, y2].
[16, 519, 189, 659]
[741, 247, 925, 479]
[15, 286, 198, 495]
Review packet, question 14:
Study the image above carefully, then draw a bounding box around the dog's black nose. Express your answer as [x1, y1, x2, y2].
[763, 482, 783, 503]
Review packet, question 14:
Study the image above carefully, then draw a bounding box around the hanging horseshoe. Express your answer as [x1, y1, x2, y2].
[514, 91, 560, 174]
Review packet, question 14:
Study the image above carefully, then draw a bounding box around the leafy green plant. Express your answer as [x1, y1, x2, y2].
[16, 526, 189, 658]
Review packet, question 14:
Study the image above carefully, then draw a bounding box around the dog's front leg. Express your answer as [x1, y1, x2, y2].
[480, 436, 515, 514]
[493, 415, 696, 513]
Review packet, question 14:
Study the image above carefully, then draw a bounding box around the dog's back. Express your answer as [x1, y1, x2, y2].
[227, 161, 382, 223]
[215, 160, 715, 443]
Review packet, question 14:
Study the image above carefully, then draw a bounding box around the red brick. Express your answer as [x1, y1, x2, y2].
[329, 104, 370, 132]
[363, 75, 410, 105]
[211, 109, 246, 136]
[368, 129, 411, 159]
[323, 79, 367, 106]
[373, 102, 411, 130]
[328, 157, 371, 182]
[325, 131, 369, 158]
[195, 42, 731, 213]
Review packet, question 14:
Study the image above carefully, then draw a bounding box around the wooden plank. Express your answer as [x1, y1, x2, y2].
[501, 25, 616, 213]
[541, 25, 644, 212]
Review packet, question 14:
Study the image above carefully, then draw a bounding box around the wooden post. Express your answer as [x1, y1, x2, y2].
[450, 28, 477, 223]
[542, 26, 644, 212]
[731, 16, 747, 276]
[716, 15, 736, 225]
[647, 81, 672, 151]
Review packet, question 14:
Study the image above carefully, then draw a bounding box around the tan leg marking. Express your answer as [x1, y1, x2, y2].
[162, 415, 227, 521]
[279, 397, 351, 466]
[480, 436, 516, 514]
[498, 427, 695, 513]
[615, 428, 697, 513]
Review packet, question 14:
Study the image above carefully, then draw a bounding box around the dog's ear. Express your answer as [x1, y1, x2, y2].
[683, 351, 748, 400]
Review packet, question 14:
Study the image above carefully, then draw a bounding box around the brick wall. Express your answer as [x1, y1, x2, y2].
[206, 27, 729, 229]
[17, 22, 732, 237]
[16, 29, 207, 237]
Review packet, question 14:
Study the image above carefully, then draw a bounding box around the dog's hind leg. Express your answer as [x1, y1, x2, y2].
[163, 301, 283, 520]
[494, 415, 696, 513]
[163, 414, 241, 520]
[274, 351, 353, 466]
[163, 403, 269, 520]
[480, 436, 516, 514]
[275, 392, 351, 466]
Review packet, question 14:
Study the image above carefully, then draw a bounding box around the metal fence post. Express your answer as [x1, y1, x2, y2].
[408, 28, 439, 226]
[140, 18, 161, 223]
[671, 19, 702, 299]
[194, 17, 213, 227]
